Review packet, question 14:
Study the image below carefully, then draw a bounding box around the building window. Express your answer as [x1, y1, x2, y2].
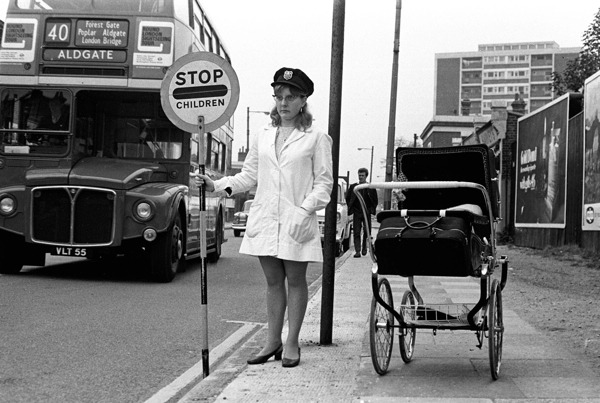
[507, 69, 528, 78]
[462, 71, 481, 83]
[531, 68, 552, 81]
[462, 57, 482, 69]
[221, 142, 227, 174]
[507, 54, 529, 63]
[530, 84, 552, 97]
[461, 87, 481, 99]
[506, 85, 529, 94]
[484, 55, 505, 64]
[484, 70, 505, 79]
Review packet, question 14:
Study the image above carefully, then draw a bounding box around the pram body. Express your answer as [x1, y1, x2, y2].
[353, 144, 509, 379]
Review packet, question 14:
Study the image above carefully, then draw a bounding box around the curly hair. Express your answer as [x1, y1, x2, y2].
[270, 84, 313, 130]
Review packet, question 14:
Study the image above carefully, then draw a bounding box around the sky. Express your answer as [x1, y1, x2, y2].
[200, 0, 599, 183]
[1, 1, 598, 182]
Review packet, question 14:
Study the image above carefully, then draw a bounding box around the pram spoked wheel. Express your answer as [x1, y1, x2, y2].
[488, 279, 503, 379]
[369, 277, 394, 375]
[399, 290, 416, 362]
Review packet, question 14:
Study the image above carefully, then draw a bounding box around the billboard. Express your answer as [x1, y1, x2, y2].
[582, 70, 600, 230]
[515, 94, 569, 228]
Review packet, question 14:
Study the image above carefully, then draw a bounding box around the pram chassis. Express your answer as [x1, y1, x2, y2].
[355, 180, 508, 380]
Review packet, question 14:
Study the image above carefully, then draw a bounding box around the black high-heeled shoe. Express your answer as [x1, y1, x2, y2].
[282, 347, 301, 368]
[247, 343, 283, 365]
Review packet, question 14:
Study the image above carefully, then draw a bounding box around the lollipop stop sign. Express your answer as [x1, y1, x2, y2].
[161, 51, 239, 133]
[160, 52, 239, 378]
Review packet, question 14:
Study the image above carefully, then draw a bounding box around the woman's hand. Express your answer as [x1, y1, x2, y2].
[289, 207, 314, 243]
[193, 171, 215, 192]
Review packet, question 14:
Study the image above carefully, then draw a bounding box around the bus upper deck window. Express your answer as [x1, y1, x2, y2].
[91, 0, 165, 13]
[17, 0, 91, 10]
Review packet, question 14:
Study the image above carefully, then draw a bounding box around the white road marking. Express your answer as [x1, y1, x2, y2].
[143, 322, 261, 403]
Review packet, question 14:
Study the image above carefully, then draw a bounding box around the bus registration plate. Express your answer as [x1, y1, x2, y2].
[51, 247, 87, 257]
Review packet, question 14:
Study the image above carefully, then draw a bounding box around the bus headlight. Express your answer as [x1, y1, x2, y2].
[0, 195, 16, 215]
[134, 201, 154, 221]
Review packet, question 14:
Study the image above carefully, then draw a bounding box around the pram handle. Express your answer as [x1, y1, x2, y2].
[354, 180, 489, 191]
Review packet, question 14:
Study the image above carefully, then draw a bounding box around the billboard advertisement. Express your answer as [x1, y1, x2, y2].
[583, 70, 600, 230]
[515, 94, 569, 228]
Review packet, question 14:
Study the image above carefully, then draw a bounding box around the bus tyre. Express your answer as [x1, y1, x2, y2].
[207, 214, 222, 263]
[149, 214, 183, 283]
[0, 233, 25, 274]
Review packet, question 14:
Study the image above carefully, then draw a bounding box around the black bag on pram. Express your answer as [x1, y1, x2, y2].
[374, 210, 484, 277]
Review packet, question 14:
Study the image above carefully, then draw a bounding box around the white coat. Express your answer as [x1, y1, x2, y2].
[214, 124, 333, 262]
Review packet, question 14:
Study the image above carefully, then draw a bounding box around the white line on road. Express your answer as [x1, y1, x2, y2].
[143, 322, 261, 403]
[144, 252, 349, 403]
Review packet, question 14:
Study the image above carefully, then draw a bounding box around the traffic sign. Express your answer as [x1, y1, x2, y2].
[160, 52, 240, 133]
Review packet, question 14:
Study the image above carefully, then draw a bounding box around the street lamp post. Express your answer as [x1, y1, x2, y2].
[246, 107, 270, 151]
[358, 146, 374, 182]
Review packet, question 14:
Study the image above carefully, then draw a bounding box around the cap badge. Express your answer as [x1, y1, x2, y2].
[283, 70, 293, 80]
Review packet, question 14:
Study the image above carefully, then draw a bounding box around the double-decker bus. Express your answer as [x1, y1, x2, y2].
[0, 0, 233, 282]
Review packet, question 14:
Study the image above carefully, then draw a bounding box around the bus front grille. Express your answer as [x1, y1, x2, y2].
[31, 187, 116, 246]
[42, 66, 127, 77]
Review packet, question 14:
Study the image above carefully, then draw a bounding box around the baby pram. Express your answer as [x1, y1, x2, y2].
[353, 144, 509, 379]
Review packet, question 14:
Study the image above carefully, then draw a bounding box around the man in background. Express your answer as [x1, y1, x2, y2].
[346, 167, 378, 258]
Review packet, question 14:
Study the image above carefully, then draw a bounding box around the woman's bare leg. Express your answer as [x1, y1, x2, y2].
[283, 260, 308, 359]
[257, 256, 286, 355]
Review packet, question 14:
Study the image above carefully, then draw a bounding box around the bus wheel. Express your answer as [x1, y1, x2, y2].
[0, 232, 25, 274]
[207, 215, 222, 263]
[149, 214, 183, 283]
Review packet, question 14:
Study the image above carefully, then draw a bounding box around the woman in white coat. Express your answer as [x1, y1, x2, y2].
[196, 67, 333, 368]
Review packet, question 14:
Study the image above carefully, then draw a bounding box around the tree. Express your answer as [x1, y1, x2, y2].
[395, 135, 420, 148]
[552, 8, 600, 95]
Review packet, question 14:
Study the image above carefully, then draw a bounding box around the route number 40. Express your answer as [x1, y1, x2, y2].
[45, 21, 71, 43]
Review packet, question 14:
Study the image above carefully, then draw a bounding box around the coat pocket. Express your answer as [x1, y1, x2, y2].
[244, 201, 262, 238]
[289, 207, 315, 244]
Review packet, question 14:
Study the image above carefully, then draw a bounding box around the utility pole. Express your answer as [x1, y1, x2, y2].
[321, 0, 345, 345]
[384, 0, 402, 208]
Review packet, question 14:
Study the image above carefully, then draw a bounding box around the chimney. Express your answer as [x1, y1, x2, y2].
[491, 101, 507, 139]
[461, 98, 471, 116]
[491, 101, 507, 122]
[511, 93, 527, 115]
[238, 147, 247, 162]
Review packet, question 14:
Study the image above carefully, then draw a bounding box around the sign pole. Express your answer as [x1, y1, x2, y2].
[197, 115, 209, 377]
[160, 51, 239, 380]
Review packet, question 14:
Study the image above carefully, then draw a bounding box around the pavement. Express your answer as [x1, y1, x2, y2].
[178, 229, 600, 403]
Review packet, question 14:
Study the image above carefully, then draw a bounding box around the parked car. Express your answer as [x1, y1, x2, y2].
[316, 178, 351, 257]
[232, 200, 253, 237]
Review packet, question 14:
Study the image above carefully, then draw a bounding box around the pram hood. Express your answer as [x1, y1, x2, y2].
[395, 144, 499, 219]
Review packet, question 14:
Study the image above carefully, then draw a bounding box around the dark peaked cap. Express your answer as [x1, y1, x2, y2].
[271, 67, 314, 97]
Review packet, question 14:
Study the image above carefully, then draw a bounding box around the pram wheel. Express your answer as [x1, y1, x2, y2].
[370, 277, 394, 375]
[399, 290, 416, 362]
[488, 279, 503, 379]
